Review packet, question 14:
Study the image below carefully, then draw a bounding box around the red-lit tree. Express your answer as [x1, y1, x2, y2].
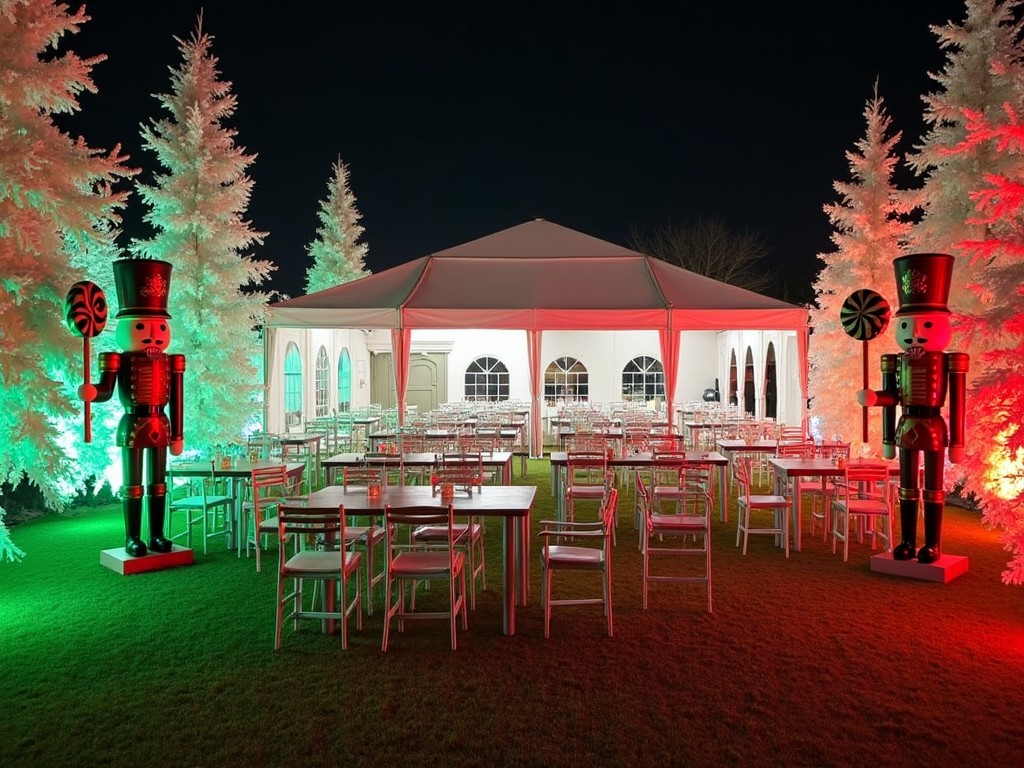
[908, 0, 1024, 318]
[304, 157, 369, 295]
[0, 1, 135, 560]
[809, 87, 920, 455]
[943, 105, 1024, 583]
[909, 0, 1024, 582]
[130, 15, 274, 453]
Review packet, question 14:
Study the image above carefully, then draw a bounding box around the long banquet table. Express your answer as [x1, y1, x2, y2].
[322, 451, 514, 486]
[304, 483, 535, 636]
[766, 456, 899, 552]
[168, 459, 306, 553]
[549, 450, 730, 522]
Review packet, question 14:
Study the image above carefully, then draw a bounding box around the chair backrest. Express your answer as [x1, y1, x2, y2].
[435, 453, 484, 492]
[565, 450, 608, 485]
[385, 503, 459, 569]
[251, 464, 302, 504]
[776, 441, 814, 458]
[734, 457, 754, 501]
[277, 503, 347, 559]
[843, 461, 891, 503]
[342, 464, 386, 492]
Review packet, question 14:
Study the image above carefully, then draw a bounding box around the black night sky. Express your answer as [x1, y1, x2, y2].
[68, 1, 969, 303]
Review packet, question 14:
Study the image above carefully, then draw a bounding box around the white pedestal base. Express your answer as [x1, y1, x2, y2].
[870, 552, 969, 583]
[100, 544, 194, 575]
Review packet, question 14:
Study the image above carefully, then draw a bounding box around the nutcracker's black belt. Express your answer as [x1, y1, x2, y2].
[130, 406, 163, 416]
[904, 406, 940, 418]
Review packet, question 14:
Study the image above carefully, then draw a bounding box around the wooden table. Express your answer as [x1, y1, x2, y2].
[550, 450, 730, 523]
[168, 459, 305, 552]
[766, 457, 899, 552]
[322, 451, 515, 486]
[305, 484, 535, 636]
[278, 432, 325, 485]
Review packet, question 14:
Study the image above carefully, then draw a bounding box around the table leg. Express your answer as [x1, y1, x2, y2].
[717, 464, 728, 523]
[502, 517, 516, 636]
[792, 477, 803, 552]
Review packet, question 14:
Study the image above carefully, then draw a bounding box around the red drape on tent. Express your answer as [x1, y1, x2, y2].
[390, 328, 411, 427]
[527, 330, 543, 457]
[659, 322, 681, 431]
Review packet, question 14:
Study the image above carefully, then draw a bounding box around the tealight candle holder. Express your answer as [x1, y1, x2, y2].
[440, 482, 455, 502]
[367, 482, 382, 500]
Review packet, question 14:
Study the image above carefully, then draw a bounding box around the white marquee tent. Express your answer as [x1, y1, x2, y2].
[264, 219, 810, 455]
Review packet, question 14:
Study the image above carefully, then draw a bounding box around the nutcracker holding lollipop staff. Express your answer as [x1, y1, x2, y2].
[67, 259, 185, 557]
[855, 253, 968, 564]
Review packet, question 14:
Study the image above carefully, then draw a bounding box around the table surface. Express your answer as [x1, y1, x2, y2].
[306, 483, 535, 517]
[767, 456, 899, 478]
[278, 433, 325, 444]
[322, 451, 513, 467]
[169, 459, 305, 478]
[550, 450, 728, 467]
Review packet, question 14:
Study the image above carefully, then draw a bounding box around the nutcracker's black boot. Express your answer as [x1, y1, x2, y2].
[917, 491, 944, 564]
[147, 485, 173, 553]
[893, 488, 919, 561]
[124, 493, 147, 557]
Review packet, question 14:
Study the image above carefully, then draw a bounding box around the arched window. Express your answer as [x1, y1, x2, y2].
[544, 356, 588, 406]
[465, 356, 509, 402]
[337, 347, 352, 413]
[764, 342, 778, 420]
[621, 355, 664, 403]
[314, 346, 330, 418]
[284, 342, 303, 428]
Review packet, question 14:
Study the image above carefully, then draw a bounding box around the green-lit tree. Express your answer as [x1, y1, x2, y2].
[809, 86, 920, 456]
[304, 157, 369, 295]
[130, 15, 274, 454]
[0, 0, 135, 561]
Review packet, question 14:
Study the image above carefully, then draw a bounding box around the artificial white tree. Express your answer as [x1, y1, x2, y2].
[0, 0, 135, 560]
[942, 105, 1024, 583]
[809, 87, 920, 456]
[910, 0, 1024, 582]
[130, 15, 274, 454]
[304, 157, 369, 295]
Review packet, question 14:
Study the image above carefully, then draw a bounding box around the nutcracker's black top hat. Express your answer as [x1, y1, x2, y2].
[893, 253, 954, 316]
[113, 258, 173, 318]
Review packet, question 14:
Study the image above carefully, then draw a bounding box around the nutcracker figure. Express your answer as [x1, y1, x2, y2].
[77, 259, 185, 557]
[857, 253, 968, 564]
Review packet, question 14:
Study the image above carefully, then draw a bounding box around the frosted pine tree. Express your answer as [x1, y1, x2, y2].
[304, 157, 369, 295]
[131, 16, 274, 454]
[809, 88, 919, 456]
[908, 0, 1024, 324]
[910, 0, 1024, 582]
[941, 106, 1024, 583]
[0, 0, 135, 560]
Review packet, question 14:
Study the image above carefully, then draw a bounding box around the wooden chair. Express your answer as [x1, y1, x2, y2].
[382, 503, 468, 651]
[537, 488, 619, 638]
[735, 457, 790, 557]
[166, 461, 234, 554]
[414, 454, 487, 607]
[275, 503, 361, 650]
[243, 464, 307, 572]
[638, 466, 712, 613]
[831, 461, 893, 562]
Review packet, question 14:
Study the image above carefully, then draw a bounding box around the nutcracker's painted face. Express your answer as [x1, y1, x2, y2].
[116, 316, 171, 352]
[894, 311, 951, 353]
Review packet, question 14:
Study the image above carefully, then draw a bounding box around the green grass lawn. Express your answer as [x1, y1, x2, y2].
[3, 459, 1023, 767]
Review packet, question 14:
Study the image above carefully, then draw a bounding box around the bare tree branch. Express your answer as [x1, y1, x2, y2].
[628, 215, 773, 294]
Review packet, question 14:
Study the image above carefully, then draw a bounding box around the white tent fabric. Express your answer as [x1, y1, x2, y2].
[265, 219, 810, 455]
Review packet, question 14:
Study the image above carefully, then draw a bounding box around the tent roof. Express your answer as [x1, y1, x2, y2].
[266, 219, 807, 331]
